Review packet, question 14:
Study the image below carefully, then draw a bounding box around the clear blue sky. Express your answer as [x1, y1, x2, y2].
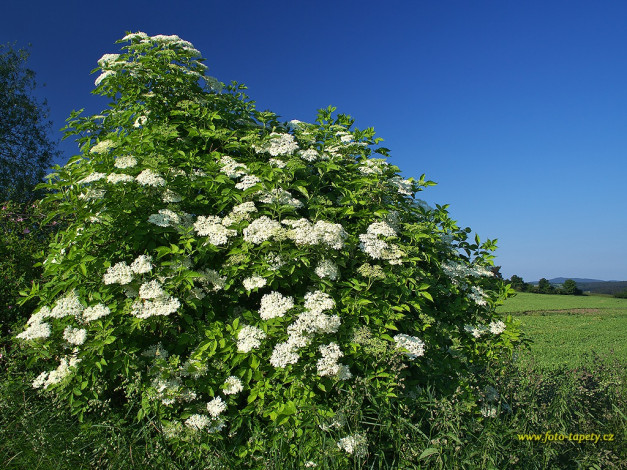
[2, 0, 626, 281]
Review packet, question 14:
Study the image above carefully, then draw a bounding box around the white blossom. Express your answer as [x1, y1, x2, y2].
[50, 291, 84, 318]
[131, 297, 181, 319]
[82, 303, 111, 322]
[269, 341, 300, 368]
[393, 334, 425, 359]
[256, 132, 299, 156]
[194, 215, 236, 245]
[63, 326, 88, 346]
[107, 173, 135, 184]
[78, 172, 106, 185]
[130, 255, 153, 274]
[243, 216, 284, 244]
[103, 261, 134, 285]
[243, 275, 267, 291]
[237, 325, 267, 353]
[489, 321, 506, 335]
[206, 396, 227, 417]
[259, 292, 294, 320]
[139, 280, 166, 299]
[298, 148, 320, 162]
[219, 156, 248, 178]
[90, 140, 116, 154]
[337, 434, 367, 457]
[16, 321, 51, 341]
[114, 156, 137, 169]
[235, 175, 261, 190]
[136, 169, 166, 187]
[223, 376, 243, 395]
[315, 259, 339, 280]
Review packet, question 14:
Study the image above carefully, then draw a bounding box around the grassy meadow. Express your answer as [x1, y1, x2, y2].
[498, 292, 627, 368]
[1, 291, 625, 469]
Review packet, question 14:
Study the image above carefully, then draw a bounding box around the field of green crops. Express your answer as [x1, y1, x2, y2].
[498, 292, 627, 368]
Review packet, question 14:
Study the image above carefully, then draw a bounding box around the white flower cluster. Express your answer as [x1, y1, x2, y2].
[257, 188, 303, 208]
[50, 291, 84, 319]
[243, 216, 283, 244]
[298, 148, 320, 162]
[489, 320, 506, 335]
[269, 158, 286, 168]
[259, 291, 294, 320]
[315, 259, 339, 280]
[357, 263, 386, 280]
[97, 53, 120, 68]
[194, 215, 237, 245]
[103, 261, 134, 285]
[139, 280, 166, 299]
[282, 219, 348, 250]
[464, 324, 487, 338]
[243, 275, 267, 291]
[63, 326, 88, 346]
[90, 140, 116, 154]
[16, 309, 51, 340]
[32, 355, 81, 390]
[114, 155, 137, 168]
[220, 156, 248, 178]
[222, 201, 257, 226]
[358, 221, 404, 264]
[358, 158, 389, 175]
[393, 334, 425, 359]
[207, 396, 227, 417]
[135, 169, 166, 187]
[271, 291, 341, 370]
[83, 303, 111, 322]
[131, 296, 181, 319]
[389, 176, 414, 196]
[148, 209, 183, 227]
[223, 376, 243, 395]
[237, 325, 267, 353]
[256, 132, 299, 156]
[316, 342, 351, 379]
[468, 286, 488, 306]
[442, 261, 494, 285]
[235, 175, 261, 190]
[269, 342, 301, 369]
[337, 433, 367, 457]
[107, 173, 135, 184]
[130, 254, 153, 274]
[78, 172, 106, 185]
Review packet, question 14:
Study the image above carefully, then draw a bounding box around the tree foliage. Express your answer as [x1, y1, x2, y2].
[0, 43, 60, 203]
[15, 33, 522, 465]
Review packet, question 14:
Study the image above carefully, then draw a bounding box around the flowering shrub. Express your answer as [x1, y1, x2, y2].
[16, 33, 522, 465]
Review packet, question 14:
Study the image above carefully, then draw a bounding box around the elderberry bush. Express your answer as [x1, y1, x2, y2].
[16, 32, 521, 465]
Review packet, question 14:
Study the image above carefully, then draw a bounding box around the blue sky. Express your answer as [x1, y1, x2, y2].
[2, 0, 626, 281]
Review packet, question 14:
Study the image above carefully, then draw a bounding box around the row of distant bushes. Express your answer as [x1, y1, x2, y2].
[508, 275, 627, 298]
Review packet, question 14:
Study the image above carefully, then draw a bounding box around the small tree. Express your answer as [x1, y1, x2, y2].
[0, 43, 60, 203]
[509, 274, 526, 291]
[15, 33, 522, 465]
[538, 278, 554, 294]
[561, 279, 581, 296]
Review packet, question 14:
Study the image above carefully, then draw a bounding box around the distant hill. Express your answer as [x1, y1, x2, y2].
[527, 277, 627, 295]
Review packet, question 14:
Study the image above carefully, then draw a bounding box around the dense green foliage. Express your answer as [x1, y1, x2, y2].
[0, 200, 62, 336]
[0, 43, 60, 203]
[12, 33, 521, 465]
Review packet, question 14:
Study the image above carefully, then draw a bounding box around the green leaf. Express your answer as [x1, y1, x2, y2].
[419, 448, 440, 459]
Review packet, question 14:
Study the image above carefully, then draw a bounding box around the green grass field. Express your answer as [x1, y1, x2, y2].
[498, 292, 627, 368]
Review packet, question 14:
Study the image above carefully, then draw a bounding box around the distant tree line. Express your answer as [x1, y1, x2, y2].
[508, 275, 582, 296]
